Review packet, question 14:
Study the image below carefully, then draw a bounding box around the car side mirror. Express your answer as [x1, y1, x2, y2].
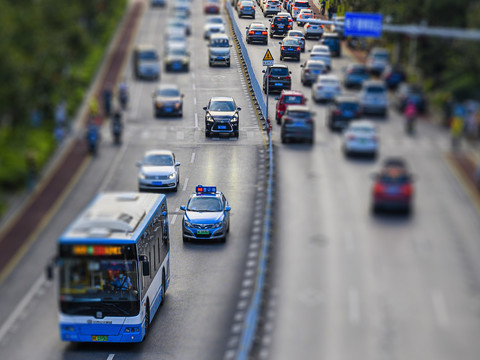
[136, 161, 142, 167]
[237, 107, 242, 111]
[175, 162, 181, 167]
[203, 106, 207, 110]
[262, 70, 266, 73]
[225, 206, 231, 211]
[180, 205, 186, 211]
[246, 27, 249, 30]
[181, 94, 184, 98]
[289, 71, 292, 74]
[278, 42, 282, 45]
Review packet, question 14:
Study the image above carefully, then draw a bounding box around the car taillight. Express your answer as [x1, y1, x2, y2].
[285, 75, 291, 81]
[304, 69, 310, 74]
[321, 25, 324, 28]
[287, 24, 291, 29]
[333, 109, 341, 116]
[271, 24, 275, 28]
[284, 117, 293, 124]
[401, 184, 413, 196]
[281, 46, 285, 50]
[288, 19, 293, 22]
[306, 118, 314, 124]
[268, 75, 273, 79]
[305, 24, 310, 28]
[239, 5, 243, 9]
[373, 183, 385, 195]
[293, 7, 298, 10]
[262, 31, 267, 35]
[296, 47, 300, 51]
[249, 31, 254, 35]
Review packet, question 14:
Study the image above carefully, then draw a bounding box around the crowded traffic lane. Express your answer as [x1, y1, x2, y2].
[230, 5, 480, 360]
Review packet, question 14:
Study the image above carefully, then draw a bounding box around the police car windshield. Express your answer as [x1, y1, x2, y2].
[143, 154, 174, 166]
[187, 197, 222, 212]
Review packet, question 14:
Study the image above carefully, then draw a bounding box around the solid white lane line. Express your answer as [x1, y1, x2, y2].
[348, 288, 360, 325]
[182, 177, 189, 192]
[0, 276, 44, 341]
[432, 290, 450, 328]
[190, 152, 196, 163]
[107, 355, 115, 360]
[195, 113, 199, 129]
[194, 97, 197, 105]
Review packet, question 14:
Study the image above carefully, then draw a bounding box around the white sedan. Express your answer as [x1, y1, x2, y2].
[342, 120, 379, 157]
[312, 74, 341, 102]
[203, 16, 226, 39]
[137, 150, 181, 192]
[308, 44, 331, 69]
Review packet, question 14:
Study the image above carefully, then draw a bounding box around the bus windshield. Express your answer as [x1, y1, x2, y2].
[59, 258, 140, 316]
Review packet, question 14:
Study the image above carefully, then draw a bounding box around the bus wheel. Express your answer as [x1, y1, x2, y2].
[160, 271, 166, 306]
[144, 302, 150, 338]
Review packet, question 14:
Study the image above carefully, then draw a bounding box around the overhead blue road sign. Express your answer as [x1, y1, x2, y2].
[344, 13, 383, 38]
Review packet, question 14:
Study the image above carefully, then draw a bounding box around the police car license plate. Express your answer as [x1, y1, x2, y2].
[92, 335, 108, 342]
[152, 181, 163, 186]
[218, 125, 227, 129]
[197, 230, 209, 235]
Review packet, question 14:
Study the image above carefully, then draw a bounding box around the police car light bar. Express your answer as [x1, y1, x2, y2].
[196, 185, 217, 194]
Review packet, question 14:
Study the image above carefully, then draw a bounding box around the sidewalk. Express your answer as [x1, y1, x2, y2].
[0, 0, 145, 283]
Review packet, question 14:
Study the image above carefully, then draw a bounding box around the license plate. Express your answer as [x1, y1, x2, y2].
[216, 56, 223, 60]
[275, 82, 282, 86]
[255, 32, 261, 34]
[218, 125, 227, 129]
[197, 230, 210, 235]
[172, 64, 181, 69]
[278, 25, 284, 28]
[343, 111, 353, 117]
[164, 108, 172, 112]
[287, 48, 294, 51]
[92, 335, 108, 342]
[152, 181, 163, 185]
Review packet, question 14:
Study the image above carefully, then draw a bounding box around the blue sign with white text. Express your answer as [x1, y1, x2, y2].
[344, 13, 383, 38]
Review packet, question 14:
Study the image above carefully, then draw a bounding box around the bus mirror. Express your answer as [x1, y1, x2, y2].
[142, 260, 150, 276]
[46, 263, 54, 281]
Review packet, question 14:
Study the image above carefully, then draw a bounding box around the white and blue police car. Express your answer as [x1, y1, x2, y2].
[180, 186, 231, 242]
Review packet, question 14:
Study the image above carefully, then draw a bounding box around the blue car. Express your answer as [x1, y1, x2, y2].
[181, 186, 231, 242]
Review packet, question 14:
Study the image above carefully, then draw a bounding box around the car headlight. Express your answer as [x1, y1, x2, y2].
[168, 172, 176, 179]
[156, 101, 163, 108]
[206, 114, 214, 122]
[139, 172, 146, 180]
[184, 220, 194, 228]
[182, 58, 189, 64]
[231, 114, 239, 122]
[213, 222, 223, 229]
[174, 102, 181, 109]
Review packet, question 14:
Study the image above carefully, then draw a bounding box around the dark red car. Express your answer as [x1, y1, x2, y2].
[371, 158, 414, 214]
[204, 0, 220, 14]
[275, 90, 307, 124]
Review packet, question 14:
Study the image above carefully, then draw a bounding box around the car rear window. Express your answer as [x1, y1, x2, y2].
[338, 102, 359, 111]
[274, 17, 289, 24]
[284, 95, 303, 104]
[287, 110, 310, 118]
[351, 66, 366, 74]
[294, 1, 310, 8]
[270, 67, 289, 76]
[284, 39, 298, 46]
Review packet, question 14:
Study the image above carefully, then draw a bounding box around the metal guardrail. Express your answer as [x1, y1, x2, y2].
[226, 3, 274, 360]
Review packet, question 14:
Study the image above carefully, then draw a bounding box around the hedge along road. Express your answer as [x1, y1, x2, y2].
[0, 1, 145, 284]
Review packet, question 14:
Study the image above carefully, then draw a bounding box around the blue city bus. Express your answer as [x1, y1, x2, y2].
[54, 192, 170, 342]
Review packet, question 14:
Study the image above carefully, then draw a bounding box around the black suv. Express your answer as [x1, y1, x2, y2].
[269, 14, 292, 38]
[263, 64, 291, 94]
[203, 97, 241, 137]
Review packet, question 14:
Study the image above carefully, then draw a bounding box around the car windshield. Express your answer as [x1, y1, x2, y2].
[207, 17, 223, 24]
[350, 66, 366, 74]
[270, 67, 289, 76]
[138, 50, 158, 60]
[209, 100, 236, 111]
[351, 126, 375, 134]
[211, 38, 229, 47]
[320, 79, 339, 86]
[373, 53, 389, 61]
[284, 95, 303, 104]
[308, 63, 325, 69]
[187, 197, 223, 212]
[168, 47, 187, 56]
[157, 88, 179, 97]
[143, 154, 174, 166]
[366, 86, 385, 94]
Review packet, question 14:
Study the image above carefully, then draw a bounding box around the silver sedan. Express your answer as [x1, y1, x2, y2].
[137, 150, 181, 192]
